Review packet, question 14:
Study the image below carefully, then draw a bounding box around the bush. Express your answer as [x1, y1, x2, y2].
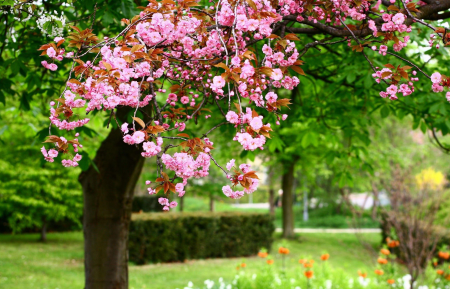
[132, 195, 162, 213]
[129, 212, 274, 264]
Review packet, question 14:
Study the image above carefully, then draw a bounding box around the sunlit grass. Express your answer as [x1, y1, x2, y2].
[0, 231, 381, 289]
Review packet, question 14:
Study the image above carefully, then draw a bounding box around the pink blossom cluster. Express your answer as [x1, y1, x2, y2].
[158, 197, 177, 211]
[161, 152, 211, 182]
[41, 146, 59, 162]
[39, 0, 449, 210]
[222, 162, 259, 199]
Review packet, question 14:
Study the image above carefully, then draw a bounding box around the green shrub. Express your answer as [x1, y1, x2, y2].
[129, 212, 274, 264]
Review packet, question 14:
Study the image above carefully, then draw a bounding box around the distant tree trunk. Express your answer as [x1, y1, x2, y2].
[282, 160, 297, 238]
[269, 189, 275, 216]
[179, 195, 184, 212]
[40, 219, 47, 242]
[79, 127, 145, 289]
[370, 181, 379, 220]
[268, 167, 275, 216]
[209, 192, 214, 212]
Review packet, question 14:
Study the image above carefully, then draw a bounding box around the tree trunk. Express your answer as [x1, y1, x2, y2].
[40, 219, 47, 242]
[269, 188, 275, 216]
[79, 128, 145, 289]
[179, 194, 184, 212]
[209, 192, 214, 212]
[282, 160, 297, 239]
[268, 166, 275, 216]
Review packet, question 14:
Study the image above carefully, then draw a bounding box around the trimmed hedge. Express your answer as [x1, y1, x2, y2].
[129, 212, 275, 264]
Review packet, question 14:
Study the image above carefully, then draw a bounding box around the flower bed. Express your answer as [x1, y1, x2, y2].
[177, 239, 450, 289]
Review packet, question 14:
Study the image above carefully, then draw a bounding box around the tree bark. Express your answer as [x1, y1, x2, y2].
[282, 160, 297, 239]
[79, 128, 144, 289]
[209, 192, 214, 212]
[40, 219, 47, 242]
[269, 188, 275, 216]
[179, 194, 184, 212]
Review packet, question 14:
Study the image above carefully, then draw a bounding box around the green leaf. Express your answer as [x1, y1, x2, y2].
[380, 105, 390, 118]
[301, 132, 311, 148]
[346, 73, 356, 83]
[0, 90, 5, 105]
[0, 0, 14, 6]
[364, 73, 373, 89]
[75, 126, 98, 138]
[420, 121, 427, 133]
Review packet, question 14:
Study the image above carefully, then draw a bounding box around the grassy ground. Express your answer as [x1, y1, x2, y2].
[178, 197, 380, 229]
[0, 231, 381, 289]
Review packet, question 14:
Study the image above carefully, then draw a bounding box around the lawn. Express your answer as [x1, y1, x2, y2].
[0, 231, 382, 289]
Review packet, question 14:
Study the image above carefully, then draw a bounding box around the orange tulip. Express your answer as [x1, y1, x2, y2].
[304, 260, 314, 268]
[278, 247, 290, 255]
[258, 252, 268, 258]
[374, 269, 384, 276]
[358, 270, 367, 278]
[380, 249, 390, 255]
[386, 238, 400, 248]
[304, 271, 314, 279]
[438, 251, 450, 260]
[298, 259, 307, 264]
[387, 279, 395, 285]
[241, 263, 246, 268]
[377, 257, 388, 265]
[437, 269, 444, 275]
[321, 253, 330, 261]
[446, 274, 450, 281]
[266, 259, 274, 265]
[236, 266, 240, 270]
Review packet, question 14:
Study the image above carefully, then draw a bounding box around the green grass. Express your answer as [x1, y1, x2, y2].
[178, 197, 380, 229]
[0, 231, 382, 289]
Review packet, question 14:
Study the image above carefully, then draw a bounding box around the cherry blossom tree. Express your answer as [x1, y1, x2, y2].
[31, 0, 450, 288]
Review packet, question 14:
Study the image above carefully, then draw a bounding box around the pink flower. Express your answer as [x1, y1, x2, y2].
[132, 131, 146, 144]
[48, 63, 58, 71]
[382, 13, 392, 22]
[271, 69, 283, 81]
[250, 117, 263, 130]
[169, 201, 178, 208]
[265, 92, 278, 103]
[47, 47, 57, 58]
[431, 72, 442, 84]
[446, 92, 450, 102]
[180, 96, 190, 104]
[158, 197, 169, 206]
[213, 76, 226, 88]
[226, 159, 235, 171]
[72, 154, 81, 162]
[226, 111, 239, 124]
[392, 13, 405, 25]
[121, 123, 129, 134]
[240, 60, 255, 79]
[231, 56, 240, 66]
[48, 149, 59, 158]
[386, 85, 398, 95]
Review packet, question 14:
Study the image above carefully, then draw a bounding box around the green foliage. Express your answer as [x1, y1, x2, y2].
[129, 212, 275, 264]
[0, 145, 82, 233]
